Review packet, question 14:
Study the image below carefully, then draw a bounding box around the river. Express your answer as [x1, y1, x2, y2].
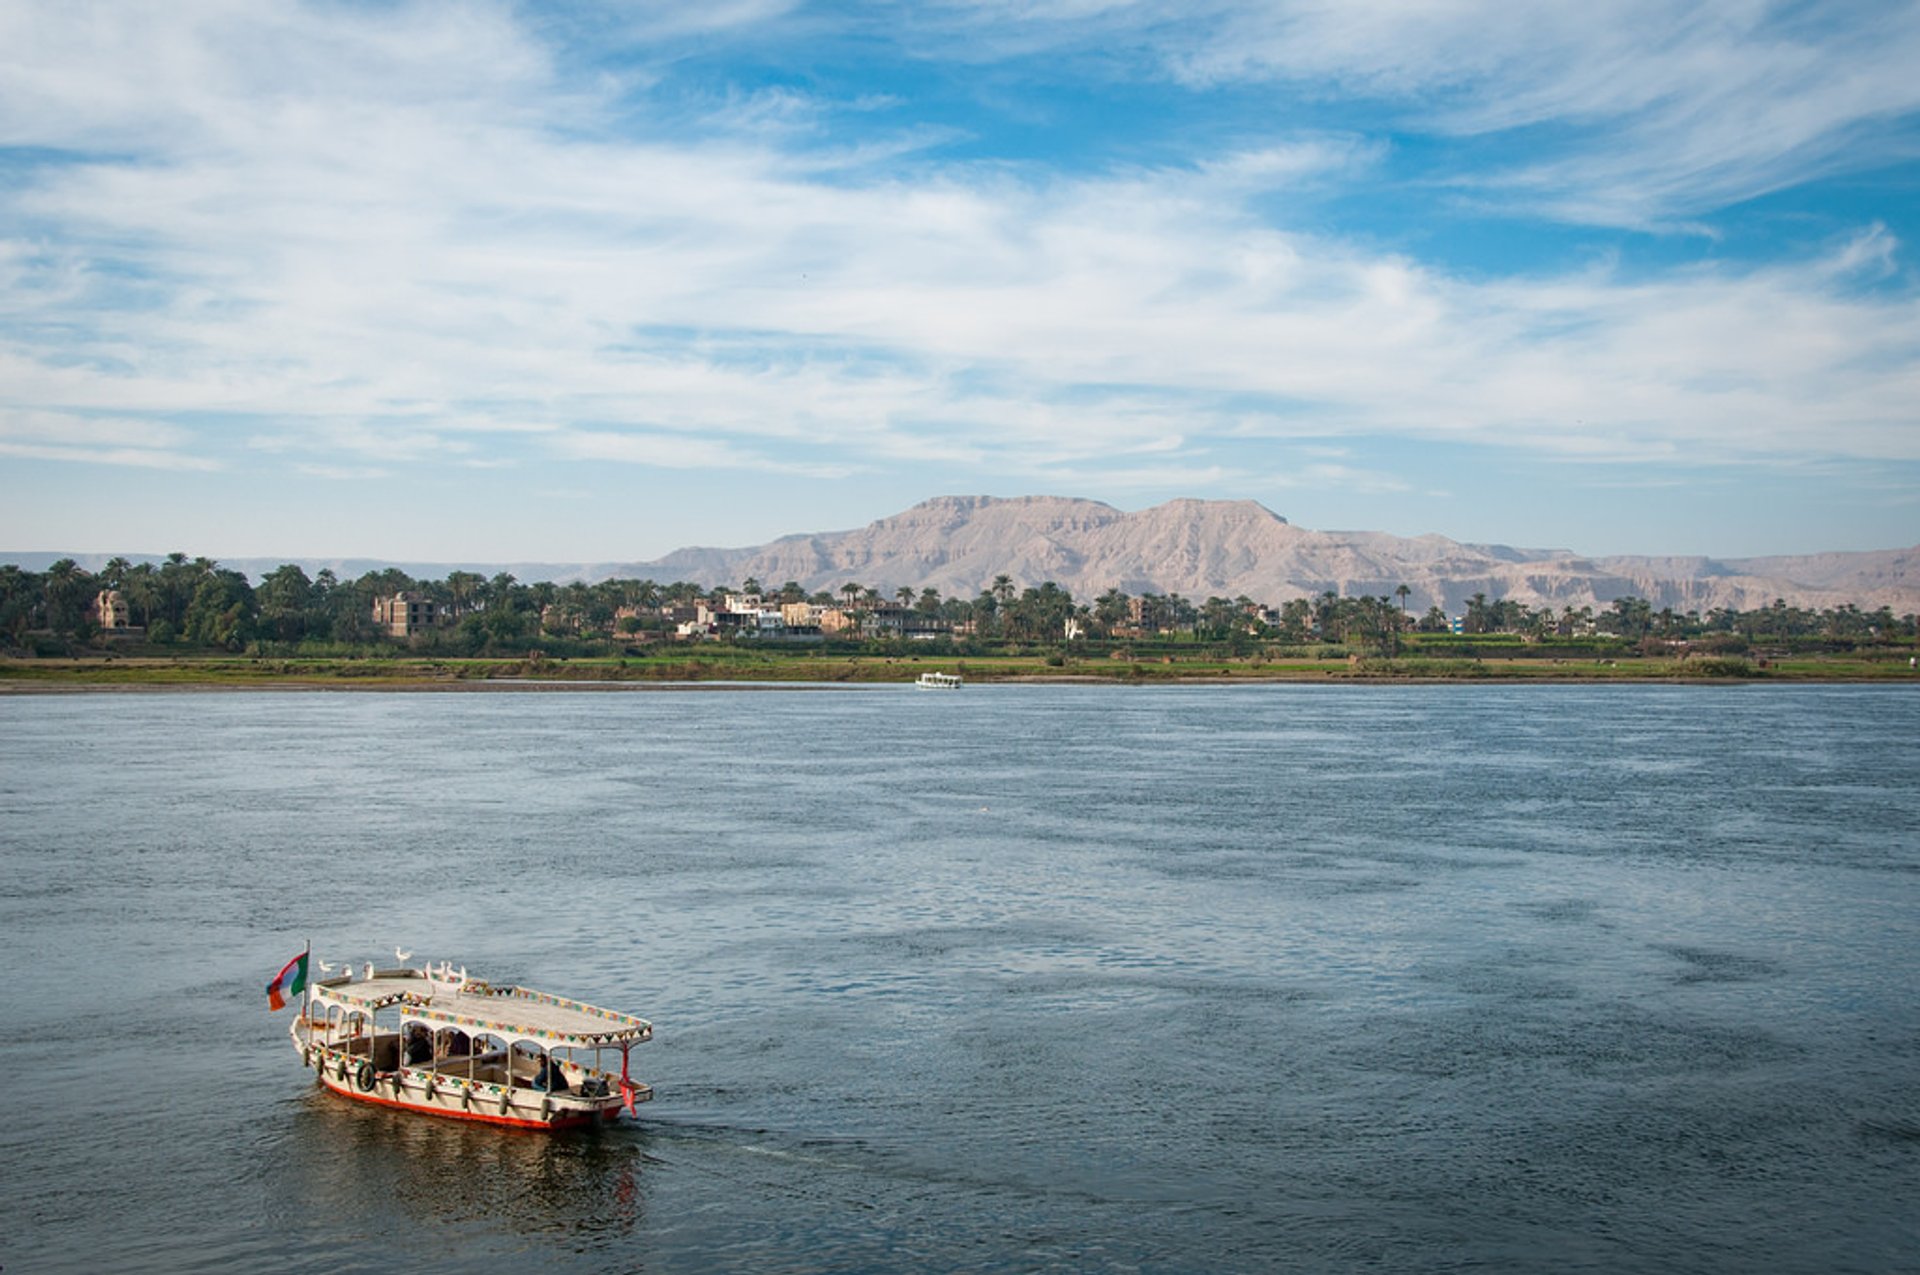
[2, 684, 1916, 1272]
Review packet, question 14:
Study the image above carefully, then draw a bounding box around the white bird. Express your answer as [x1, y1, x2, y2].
[457, 965, 467, 986]
[363, 962, 375, 981]
[315, 957, 335, 974]
[395, 946, 413, 963]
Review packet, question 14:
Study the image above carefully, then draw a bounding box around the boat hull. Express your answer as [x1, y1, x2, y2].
[299, 1040, 650, 1132]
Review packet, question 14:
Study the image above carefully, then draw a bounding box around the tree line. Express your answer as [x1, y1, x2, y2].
[2, 554, 1914, 655]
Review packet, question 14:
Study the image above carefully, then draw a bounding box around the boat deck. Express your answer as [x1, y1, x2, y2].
[316, 972, 651, 1045]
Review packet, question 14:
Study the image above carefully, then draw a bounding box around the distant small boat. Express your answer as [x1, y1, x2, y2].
[915, 671, 962, 689]
[289, 966, 652, 1131]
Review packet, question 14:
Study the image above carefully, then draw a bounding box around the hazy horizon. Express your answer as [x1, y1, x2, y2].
[5, 495, 1914, 587]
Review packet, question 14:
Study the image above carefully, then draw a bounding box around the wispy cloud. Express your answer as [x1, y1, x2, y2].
[0, 0, 1916, 559]
[0, 441, 223, 471]
[1268, 462, 1410, 495]
[0, 408, 220, 470]
[295, 463, 393, 481]
[549, 428, 859, 478]
[932, 0, 1920, 227]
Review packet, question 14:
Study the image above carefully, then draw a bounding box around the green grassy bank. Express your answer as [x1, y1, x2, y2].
[5, 645, 1917, 688]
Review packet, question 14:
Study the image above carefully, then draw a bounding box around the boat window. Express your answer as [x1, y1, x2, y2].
[466, 1034, 506, 1082]
[402, 1021, 433, 1066]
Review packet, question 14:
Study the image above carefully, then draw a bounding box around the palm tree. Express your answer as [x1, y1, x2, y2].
[1374, 595, 1402, 656]
[43, 559, 89, 637]
[157, 554, 198, 628]
[444, 570, 484, 618]
[1394, 583, 1411, 617]
[258, 564, 316, 642]
[1278, 597, 1312, 641]
[116, 563, 157, 628]
[1201, 596, 1235, 639]
[1165, 593, 1195, 634]
[0, 564, 34, 645]
[1315, 590, 1339, 638]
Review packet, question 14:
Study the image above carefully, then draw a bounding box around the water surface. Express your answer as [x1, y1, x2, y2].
[2, 685, 1916, 1272]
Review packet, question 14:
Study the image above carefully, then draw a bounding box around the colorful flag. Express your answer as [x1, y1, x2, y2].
[266, 950, 309, 1011]
[619, 1044, 638, 1116]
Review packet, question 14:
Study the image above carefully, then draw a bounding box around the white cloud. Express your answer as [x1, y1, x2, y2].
[0, 0, 1915, 505]
[1269, 462, 1410, 495]
[0, 409, 221, 469]
[549, 428, 859, 478]
[1194, 138, 1387, 191]
[296, 463, 393, 480]
[0, 441, 222, 471]
[0, 409, 192, 448]
[933, 0, 1920, 227]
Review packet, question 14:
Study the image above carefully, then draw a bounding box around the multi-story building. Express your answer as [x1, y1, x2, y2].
[372, 591, 441, 637]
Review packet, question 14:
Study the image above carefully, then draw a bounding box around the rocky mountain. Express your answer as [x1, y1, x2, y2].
[623, 496, 1920, 615]
[12, 496, 1917, 613]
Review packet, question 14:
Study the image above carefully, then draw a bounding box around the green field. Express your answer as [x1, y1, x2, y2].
[6, 643, 1916, 688]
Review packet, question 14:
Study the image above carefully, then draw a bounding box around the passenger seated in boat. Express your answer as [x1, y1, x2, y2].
[404, 1025, 431, 1066]
[532, 1055, 569, 1094]
[436, 1029, 470, 1060]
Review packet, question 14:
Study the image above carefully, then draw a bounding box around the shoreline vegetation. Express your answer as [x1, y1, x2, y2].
[4, 646, 1916, 690]
[6, 552, 1916, 689]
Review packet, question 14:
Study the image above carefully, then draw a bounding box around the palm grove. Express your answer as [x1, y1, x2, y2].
[3, 554, 1914, 657]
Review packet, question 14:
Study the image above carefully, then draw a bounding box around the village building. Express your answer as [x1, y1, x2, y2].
[675, 593, 821, 641]
[814, 606, 859, 635]
[91, 588, 131, 630]
[854, 604, 951, 640]
[372, 591, 442, 637]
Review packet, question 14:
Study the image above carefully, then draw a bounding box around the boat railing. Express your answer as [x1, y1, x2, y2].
[303, 1018, 636, 1104]
[383, 1049, 616, 1094]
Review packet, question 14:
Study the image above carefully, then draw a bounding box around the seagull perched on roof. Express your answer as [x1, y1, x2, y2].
[395, 946, 413, 963]
[364, 961, 375, 981]
[315, 957, 335, 974]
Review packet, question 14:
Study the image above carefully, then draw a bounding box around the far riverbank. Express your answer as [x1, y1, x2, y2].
[5, 650, 1917, 691]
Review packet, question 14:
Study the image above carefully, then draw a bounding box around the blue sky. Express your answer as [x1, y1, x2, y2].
[2, 0, 1918, 562]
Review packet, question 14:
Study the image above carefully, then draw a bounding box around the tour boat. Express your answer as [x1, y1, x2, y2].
[915, 671, 962, 689]
[288, 965, 653, 1131]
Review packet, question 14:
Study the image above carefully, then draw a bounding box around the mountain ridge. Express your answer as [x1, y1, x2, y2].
[8, 496, 1918, 614]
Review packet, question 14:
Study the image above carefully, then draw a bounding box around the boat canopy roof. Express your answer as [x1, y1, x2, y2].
[312, 970, 651, 1047]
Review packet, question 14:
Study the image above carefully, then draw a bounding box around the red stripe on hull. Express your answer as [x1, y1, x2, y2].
[317, 1076, 610, 1132]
